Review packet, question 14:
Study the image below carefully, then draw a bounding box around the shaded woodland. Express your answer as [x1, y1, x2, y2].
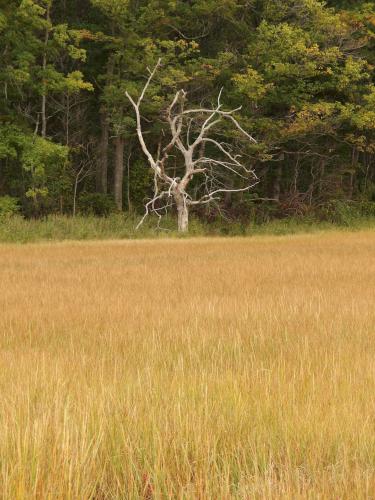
[1, 0, 375, 229]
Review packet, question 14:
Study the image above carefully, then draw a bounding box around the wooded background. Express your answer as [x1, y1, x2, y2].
[1, 0, 374, 224]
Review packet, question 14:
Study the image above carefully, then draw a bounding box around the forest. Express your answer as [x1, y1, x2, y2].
[1, 0, 375, 231]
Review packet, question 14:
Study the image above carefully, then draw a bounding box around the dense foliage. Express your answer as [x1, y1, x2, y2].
[0, 0, 374, 225]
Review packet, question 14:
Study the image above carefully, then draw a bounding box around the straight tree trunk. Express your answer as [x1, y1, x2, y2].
[41, 4, 51, 138]
[127, 148, 132, 212]
[96, 56, 114, 193]
[114, 136, 125, 211]
[293, 154, 300, 194]
[273, 164, 282, 202]
[224, 178, 234, 208]
[96, 108, 109, 193]
[318, 159, 325, 197]
[349, 148, 359, 199]
[65, 92, 70, 146]
[41, 89, 47, 138]
[73, 175, 78, 217]
[175, 192, 189, 232]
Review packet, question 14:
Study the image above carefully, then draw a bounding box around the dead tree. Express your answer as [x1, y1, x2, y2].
[126, 59, 258, 232]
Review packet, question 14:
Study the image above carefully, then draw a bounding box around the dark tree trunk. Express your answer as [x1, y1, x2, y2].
[273, 164, 282, 202]
[114, 136, 125, 211]
[292, 154, 300, 194]
[318, 159, 325, 197]
[224, 178, 234, 208]
[41, 5, 50, 138]
[348, 148, 359, 199]
[96, 108, 109, 194]
[96, 56, 114, 194]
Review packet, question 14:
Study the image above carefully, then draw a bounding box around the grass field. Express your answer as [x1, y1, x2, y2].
[1, 213, 375, 243]
[1, 231, 375, 498]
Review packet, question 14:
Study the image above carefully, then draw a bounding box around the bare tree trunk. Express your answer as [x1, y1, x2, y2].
[364, 152, 370, 192]
[114, 136, 124, 211]
[41, 4, 51, 138]
[73, 172, 79, 217]
[96, 108, 109, 193]
[174, 191, 189, 232]
[41, 90, 47, 138]
[96, 56, 114, 193]
[293, 154, 300, 194]
[273, 164, 282, 202]
[127, 148, 132, 212]
[177, 202, 189, 232]
[349, 148, 359, 199]
[318, 159, 325, 197]
[224, 178, 234, 208]
[348, 172, 354, 200]
[65, 92, 70, 146]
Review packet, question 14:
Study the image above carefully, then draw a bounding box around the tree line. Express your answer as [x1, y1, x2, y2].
[1, 0, 374, 230]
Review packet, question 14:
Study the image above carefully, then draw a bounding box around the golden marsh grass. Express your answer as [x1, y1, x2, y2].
[1, 231, 375, 498]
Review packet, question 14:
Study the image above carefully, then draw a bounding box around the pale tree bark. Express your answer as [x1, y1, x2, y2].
[293, 154, 300, 194]
[126, 59, 258, 232]
[174, 190, 189, 232]
[114, 136, 124, 210]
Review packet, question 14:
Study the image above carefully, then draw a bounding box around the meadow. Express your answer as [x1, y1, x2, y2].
[1, 231, 375, 498]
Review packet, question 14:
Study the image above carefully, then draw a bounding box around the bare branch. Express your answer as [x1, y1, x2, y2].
[126, 59, 261, 231]
[190, 182, 260, 206]
[125, 58, 162, 171]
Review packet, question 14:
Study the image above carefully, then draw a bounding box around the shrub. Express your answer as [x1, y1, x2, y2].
[78, 193, 117, 216]
[358, 201, 375, 218]
[0, 196, 20, 218]
[319, 200, 375, 226]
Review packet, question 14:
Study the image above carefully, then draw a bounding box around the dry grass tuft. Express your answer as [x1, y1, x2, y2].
[1, 231, 375, 498]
